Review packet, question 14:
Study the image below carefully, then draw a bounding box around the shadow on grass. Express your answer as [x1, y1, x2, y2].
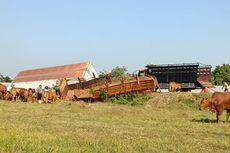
[191, 118, 217, 123]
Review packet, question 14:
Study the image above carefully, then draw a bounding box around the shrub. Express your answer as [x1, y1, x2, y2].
[110, 92, 150, 106]
[99, 89, 109, 102]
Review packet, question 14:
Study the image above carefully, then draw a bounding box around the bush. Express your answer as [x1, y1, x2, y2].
[99, 89, 109, 102]
[110, 66, 127, 78]
[110, 93, 150, 106]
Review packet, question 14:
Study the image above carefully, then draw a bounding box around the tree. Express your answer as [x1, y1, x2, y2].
[98, 70, 109, 77]
[0, 74, 4, 82]
[0, 74, 13, 83]
[212, 64, 230, 85]
[110, 66, 127, 78]
[4, 76, 13, 83]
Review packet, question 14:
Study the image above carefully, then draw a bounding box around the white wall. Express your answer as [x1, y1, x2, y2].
[84, 62, 98, 81]
[11, 79, 58, 90]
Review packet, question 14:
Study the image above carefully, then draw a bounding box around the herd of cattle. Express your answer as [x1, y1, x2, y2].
[0, 83, 58, 103]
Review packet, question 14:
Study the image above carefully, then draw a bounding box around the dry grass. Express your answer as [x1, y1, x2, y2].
[0, 93, 229, 153]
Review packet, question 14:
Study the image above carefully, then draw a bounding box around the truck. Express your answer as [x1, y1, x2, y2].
[60, 74, 160, 101]
[139, 63, 214, 91]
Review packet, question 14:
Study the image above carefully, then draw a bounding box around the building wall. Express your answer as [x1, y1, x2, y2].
[12, 79, 58, 90]
[84, 62, 98, 81]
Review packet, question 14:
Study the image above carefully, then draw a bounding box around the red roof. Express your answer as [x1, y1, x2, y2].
[13, 62, 90, 83]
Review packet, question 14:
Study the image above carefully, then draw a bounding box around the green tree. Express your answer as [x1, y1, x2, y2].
[4, 76, 13, 82]
[0, 74, 13, 83]
[98, 70, 109, 77]
[0, 74, 3, 82]
[110, 66, 127, 78]
[212, 64, 230, 85]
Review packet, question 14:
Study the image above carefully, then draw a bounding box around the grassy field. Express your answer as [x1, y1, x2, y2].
[0, 93, 230, 153]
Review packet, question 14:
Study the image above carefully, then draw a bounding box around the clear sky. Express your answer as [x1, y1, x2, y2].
[0, 0, 230, 78]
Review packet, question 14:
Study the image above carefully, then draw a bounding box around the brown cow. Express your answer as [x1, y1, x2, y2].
[4, 91, 13, 101]
[11, 87, 28, 102]
[0, 83, 6, 91]
[169, 82, 181, 92]
[0, 83, 7, 100]
[26, 88, 36, 102]
[11, 87, 21, 101]
[19, 88, 28, 102]
[199, 92, 230, 123]
[43, 89, 57, 103]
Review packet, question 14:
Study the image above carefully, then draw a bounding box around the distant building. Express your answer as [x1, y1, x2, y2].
[12, 61, 98, 89]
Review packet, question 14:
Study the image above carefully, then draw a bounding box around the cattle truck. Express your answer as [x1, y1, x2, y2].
[139, 63, 213, 90]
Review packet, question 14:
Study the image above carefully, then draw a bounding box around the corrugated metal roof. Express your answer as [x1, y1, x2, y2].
[13, 61, 90, 83]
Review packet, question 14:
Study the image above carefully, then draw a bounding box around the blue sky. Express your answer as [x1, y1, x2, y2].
[0, 0, 230, 77]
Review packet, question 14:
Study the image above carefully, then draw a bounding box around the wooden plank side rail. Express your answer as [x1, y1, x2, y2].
[74, 75, 158, 101]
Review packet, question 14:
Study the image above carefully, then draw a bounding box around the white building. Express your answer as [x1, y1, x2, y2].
[12, 61, 98, 89]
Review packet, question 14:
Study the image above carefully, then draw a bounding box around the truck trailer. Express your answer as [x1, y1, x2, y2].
[140, 63, 213, 90]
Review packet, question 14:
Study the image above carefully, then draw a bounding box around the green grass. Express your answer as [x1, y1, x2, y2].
[0, 93, 230, 153]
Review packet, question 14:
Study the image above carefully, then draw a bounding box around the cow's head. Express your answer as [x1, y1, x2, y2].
[199, 98, 210, 111]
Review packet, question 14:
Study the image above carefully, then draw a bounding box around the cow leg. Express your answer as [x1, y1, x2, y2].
[216, 112, 220, 123]
[215, 104, 224, 123]
[227, 110, 230, 121]
[216, 109, 223, 123]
